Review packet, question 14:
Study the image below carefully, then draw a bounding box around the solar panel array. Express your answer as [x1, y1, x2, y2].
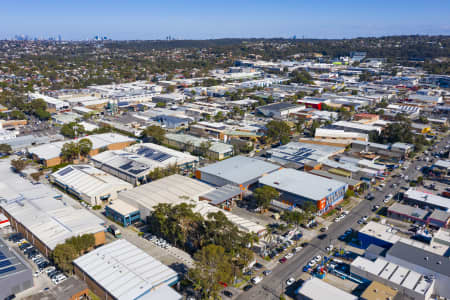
[57, 167, 73, 176]
[281, 147, 314, 163]
[119, 160, 149, 175]
[0, 250, 16, 274]
[136, 147, 172, 162]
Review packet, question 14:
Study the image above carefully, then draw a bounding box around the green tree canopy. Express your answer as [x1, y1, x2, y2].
[141, 125, 166, 144]
[52, 243, 78, 273]
[253, 186, 279, 210]
[266, 120, 291, 145]
[10, 159, 27, 172]
[60, 122, 85, 138]
[0, 143, 12, 154]
[78, 138, 93, 157]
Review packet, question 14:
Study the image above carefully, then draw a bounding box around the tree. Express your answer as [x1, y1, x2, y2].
[60, 142, 79, 162]
[266, 120, 291, 145]
[52, 243, 78, 273]
[189, 244, 233, 300]
[78, 138, 93, 157]
[11, 159, 27, 172]
[253, 186, 279, 210]
[281, 211, 306, 229]
[0, 143, 12, 154]
[141, 125, 166, 144]
[60, 122, 85, 138]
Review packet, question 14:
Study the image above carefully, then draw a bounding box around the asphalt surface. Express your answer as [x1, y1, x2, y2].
[237, 135, 449, 300]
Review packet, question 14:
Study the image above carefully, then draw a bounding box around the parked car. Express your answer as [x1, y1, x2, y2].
[243, 285, 253, 291]
[263, 270, 272, 276]
[286, 277, 295, 286]
[222, 290, 233, 298]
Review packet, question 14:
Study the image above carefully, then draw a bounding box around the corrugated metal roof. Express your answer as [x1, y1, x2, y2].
[73, 239, 179, 300]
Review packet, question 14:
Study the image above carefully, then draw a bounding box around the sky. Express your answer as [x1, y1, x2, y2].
[2, 0, 449, 40]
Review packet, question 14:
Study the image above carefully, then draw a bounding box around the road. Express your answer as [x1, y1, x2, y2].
[237, 135, 449, 300]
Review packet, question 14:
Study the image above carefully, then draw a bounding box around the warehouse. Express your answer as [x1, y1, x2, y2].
[118, 174, 215, 221]
[195, 155, 280, 189]
[118, 175, 266, 235]
[295, 277, 358, 300]
[350, 256, 434, 300]
[387, 203, 429, 225]
[266, 142, 344, 169]
[91, 143, 199, 185]
[403, 189, 450, 212]
[0, 237, 33, 300]
[0, 161, 105, 257]
[74, 239, 181, 300]
[258, 168, 347, 214]
[257, 102, 304, 119]
[50, 165, 133, 206]
[28, 133, 135, 167]
[105, 199, 141, 227]
[386, 242, 450, 298]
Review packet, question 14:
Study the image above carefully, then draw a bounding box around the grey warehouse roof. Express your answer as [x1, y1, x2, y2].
[387, 241, 450, 277]
[259, 168, 347, 201]
[73, 239, 179, 300]
[198, 156, 280, 185]
[201, 184, 242, 205]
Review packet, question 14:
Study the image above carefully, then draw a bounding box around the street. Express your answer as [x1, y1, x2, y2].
[237, 135, 449, 300]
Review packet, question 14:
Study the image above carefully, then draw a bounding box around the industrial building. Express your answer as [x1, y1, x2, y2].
[266, 142, 344, 169]
[0, 237, 33, 300]
[105, 199, 141, 227]
[0, 161, 106, 257]
[386, 242, 450, 298]
[295, 277, 358, 300]
[91, 143, 198, 185]
[403, 189, 450, 212]
[50, 165, 133, 206]
[164, 133, 234, 160]
[360, 281, 398, 300]
[351, 256, 434, 300]
[256, 102, 304, 119]
[199, 184, 243, 209]
[195, 155, 280, 189]
[28, 133, 135, 167]
[258, 168, 347, 214]
[329, 121, 382, 134]
[315, 128, 368, 142]
[118, 175, 265, 235]
[74, 239, 182, 300]
[357, 222, 448, 256]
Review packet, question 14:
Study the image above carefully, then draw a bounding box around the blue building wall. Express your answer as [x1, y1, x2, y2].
[105, 206, 140, 227]
[358, 232, 393, 250]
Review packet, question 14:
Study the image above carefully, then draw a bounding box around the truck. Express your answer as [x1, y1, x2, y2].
[108, 224, 122, 238]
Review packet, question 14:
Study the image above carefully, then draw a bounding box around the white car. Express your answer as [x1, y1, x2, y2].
[314, 255, 322, 262]
[285, 253, 294, 259]
[308, 261, 316, 268]
[326, 245, 334, 252]
[33, 271, 41, 277]
[286, 277, 295, 286]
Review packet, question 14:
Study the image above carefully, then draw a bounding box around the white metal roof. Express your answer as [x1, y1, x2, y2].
[296, 277, 358, 300]
[73, 239, 179, 300]
[259, 168, 347, 201]
[50, 165, 132, 199]
[198, 156, 280, 186]
[0, 161, 105, 250]
[405, 189, 450, 211]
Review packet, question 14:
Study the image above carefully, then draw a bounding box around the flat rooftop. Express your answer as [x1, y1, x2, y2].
[359, 221, 448, 256]
[351, 256, 433, 296]
[0, 161, 105, 251]
[73, 239, 180, 300]
[296, 277, 358, 300]
[259, 168, 347, 201]
[198, 156, 280, 186]
[404, 189, 450, 211]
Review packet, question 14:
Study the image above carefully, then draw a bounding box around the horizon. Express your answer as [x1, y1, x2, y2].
[2, 0, 450, 40]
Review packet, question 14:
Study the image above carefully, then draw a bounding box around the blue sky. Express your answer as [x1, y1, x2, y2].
[2, 0, 449, 40]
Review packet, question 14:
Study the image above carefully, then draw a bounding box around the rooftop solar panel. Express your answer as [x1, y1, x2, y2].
[0, 266, 16, 274]
[0, 260, 11, 268]
[119, 162, 134, 170]
[58, 167, 73, 176]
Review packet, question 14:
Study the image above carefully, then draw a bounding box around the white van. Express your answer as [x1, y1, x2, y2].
[251, 276, 263, 284]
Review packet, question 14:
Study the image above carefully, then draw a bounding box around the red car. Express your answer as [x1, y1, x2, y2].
[279, 257, 287, 263]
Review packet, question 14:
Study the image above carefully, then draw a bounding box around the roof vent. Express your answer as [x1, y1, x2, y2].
[437, 261, 442, 264]
[425, 257, 429, 261]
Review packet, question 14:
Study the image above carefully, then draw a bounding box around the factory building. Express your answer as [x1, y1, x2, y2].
[49, 165, 133, 206]
[74, 239, 181, 300]
[0, 237, 33, 300]
[195, 155, 280, 190]
[258, 168, 347, 214]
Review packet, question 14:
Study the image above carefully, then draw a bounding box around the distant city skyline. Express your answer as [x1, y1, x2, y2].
[2, 0, 449, 40]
